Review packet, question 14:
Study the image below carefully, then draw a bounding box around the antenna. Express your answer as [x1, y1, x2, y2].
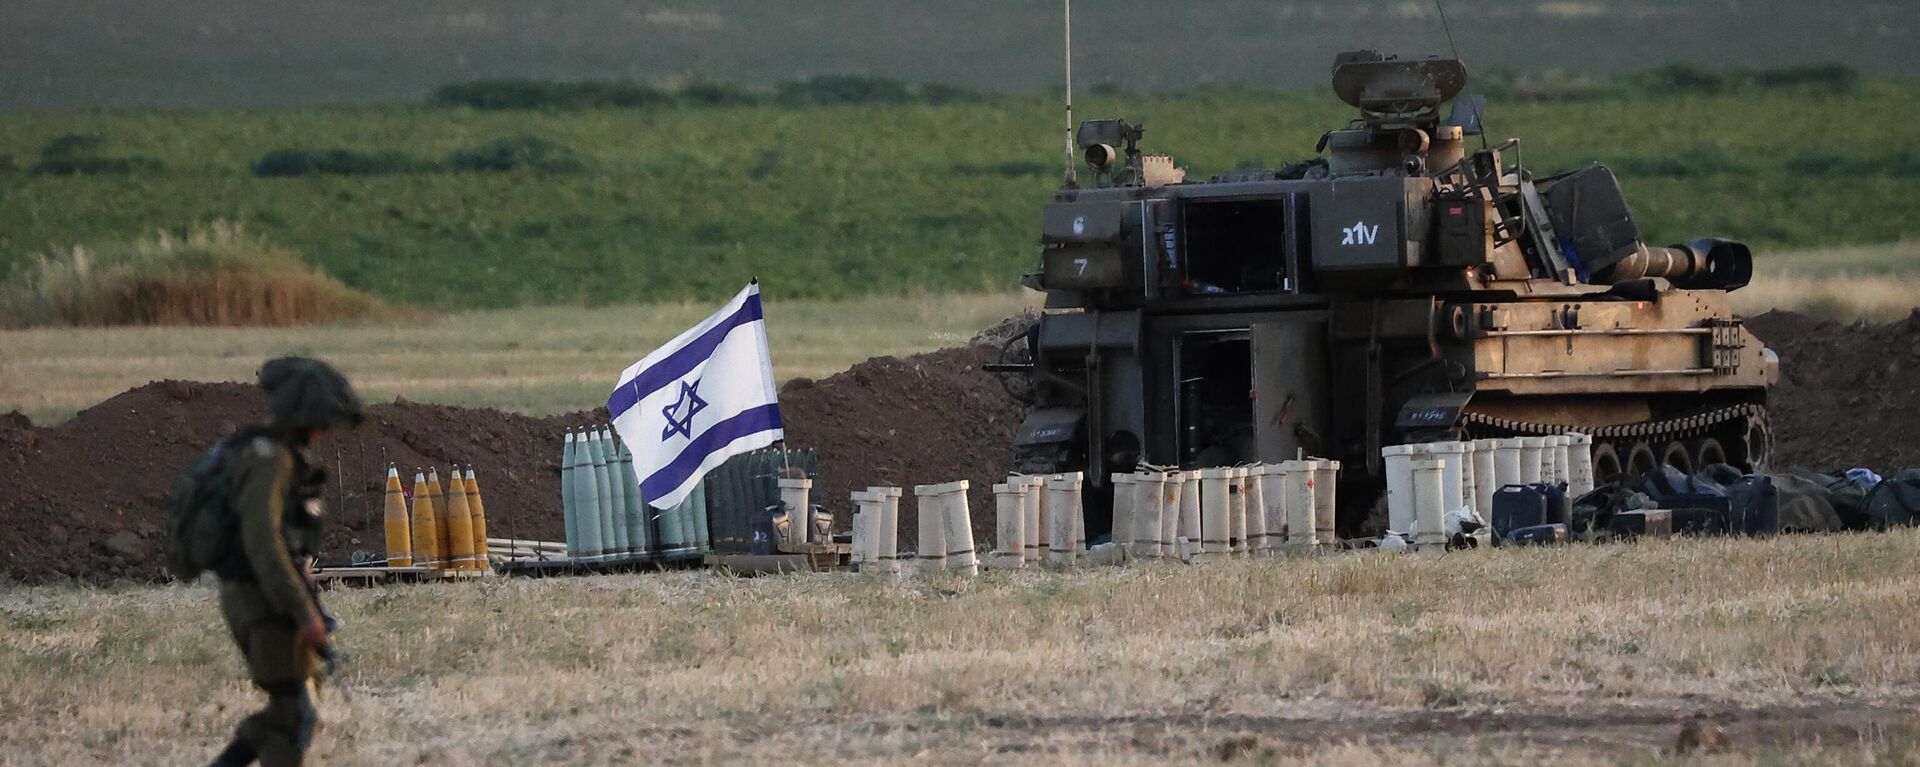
[1062, 0, 1078, 188]
[1432, 0, 1489, 150]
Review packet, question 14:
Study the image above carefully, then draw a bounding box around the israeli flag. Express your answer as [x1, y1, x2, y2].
[609, 283, 783, 509]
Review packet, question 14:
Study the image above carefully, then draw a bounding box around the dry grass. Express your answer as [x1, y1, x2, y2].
[4, 531, 1920, 764]
[0, 221, 386, 329]
[1741, 241, 1920, 321]
[0, 292, 1039, 425]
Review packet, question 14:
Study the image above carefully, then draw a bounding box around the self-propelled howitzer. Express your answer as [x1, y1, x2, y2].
[999, 51, 1776, 536]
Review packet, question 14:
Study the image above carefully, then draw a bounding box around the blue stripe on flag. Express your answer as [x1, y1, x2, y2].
[607, 293, 764, 420]
[639, 403, 785, 502]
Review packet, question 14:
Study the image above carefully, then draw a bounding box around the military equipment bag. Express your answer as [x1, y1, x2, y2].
[1865, 469, 1920, 529]
[167, 437, 242, 580]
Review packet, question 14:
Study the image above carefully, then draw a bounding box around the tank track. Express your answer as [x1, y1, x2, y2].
[1463, 402, 1770, 476]
[1461, 403, 1765, 442]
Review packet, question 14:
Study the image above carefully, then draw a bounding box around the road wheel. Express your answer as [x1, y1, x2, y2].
[1591, 443, 1624, 487]
[1626, 442, 1660, 480]
[1662, 440, 1694, 475]
[1743, 419, 1772, 474]
[1689, 437, 1727, 470]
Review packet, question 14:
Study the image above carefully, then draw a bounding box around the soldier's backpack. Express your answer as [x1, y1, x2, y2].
[167, 437, 243, 580]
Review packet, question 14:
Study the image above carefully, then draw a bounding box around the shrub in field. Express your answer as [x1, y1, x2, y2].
[952, 159, 1052, 178]
[773, 75, 975, 107]
[431, 80, 672, 110]
[1753, 64, 1860, 93]
[251, 148, 431, 177]
[1626, 64, 1731, 95]
[1622, 63, 1860, 96]
[677, 81, 764, 107]
[1607, 150, 1746, 178]
[29, 133, 163, 175]
[1785, 151, 1920, 178]
[445, 137, 588, 173]
[0, 221, 385, 328]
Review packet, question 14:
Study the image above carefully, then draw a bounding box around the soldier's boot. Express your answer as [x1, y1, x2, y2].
[207, 737, 257, 767]
[236, 684, 318, 767]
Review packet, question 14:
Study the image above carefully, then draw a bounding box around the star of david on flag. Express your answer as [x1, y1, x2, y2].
[609, 282, 783, 509]
[660, 380, 707, 440]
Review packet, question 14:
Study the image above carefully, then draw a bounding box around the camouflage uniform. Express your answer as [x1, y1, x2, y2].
[213, 433, 329, 766]
[209, 357, 362, 767]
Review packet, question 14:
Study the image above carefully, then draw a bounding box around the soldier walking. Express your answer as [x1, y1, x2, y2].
[207, 357, 364, 767]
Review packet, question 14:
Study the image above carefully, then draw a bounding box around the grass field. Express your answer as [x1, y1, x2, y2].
[4, 236, 1916, 427]
[4, 84, 1918, 310]
[4, 532, 1919, 764]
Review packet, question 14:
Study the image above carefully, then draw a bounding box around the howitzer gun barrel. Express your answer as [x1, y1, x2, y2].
[1599, 238, 1752, 291]
[1605, 246, 1704, 282]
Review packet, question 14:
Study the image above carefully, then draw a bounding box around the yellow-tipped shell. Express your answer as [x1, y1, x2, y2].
[427, 467, 450, 566]
[384, 465, 413, 567]
[410, 471, 442, 568]
[464, 466, 489, 570]
[443, 467, 478, 571]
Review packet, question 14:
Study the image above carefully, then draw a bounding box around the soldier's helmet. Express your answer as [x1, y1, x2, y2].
[258, 357, 366, 430]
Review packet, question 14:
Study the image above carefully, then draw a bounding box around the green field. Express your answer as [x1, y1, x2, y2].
[4, 84, 1918, 309]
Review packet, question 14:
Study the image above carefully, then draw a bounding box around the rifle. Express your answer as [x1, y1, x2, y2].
[302, 565, 352, 703]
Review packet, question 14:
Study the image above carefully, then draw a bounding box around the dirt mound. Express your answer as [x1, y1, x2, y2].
[0, 381, 582, 583]
[10, 308, 1914, 585]
[1748, 309, 1920, 473]
[780, 346, 1022, 550]
[0, 347, 1020, 584]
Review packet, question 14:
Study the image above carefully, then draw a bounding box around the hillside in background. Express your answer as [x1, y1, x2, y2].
[3, 0, 1915, 110]
[2, 82, 1916, 309]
